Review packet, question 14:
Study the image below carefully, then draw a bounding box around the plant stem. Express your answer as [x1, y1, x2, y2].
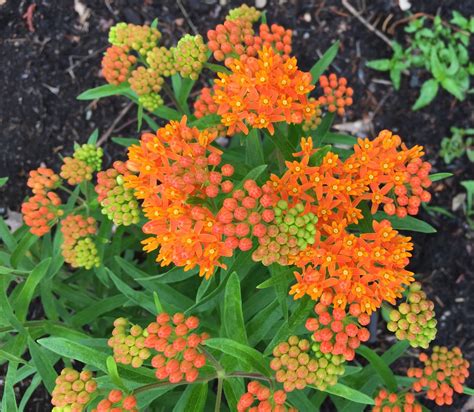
[214, 377, 223, 412]
[162, 82, 186, 114]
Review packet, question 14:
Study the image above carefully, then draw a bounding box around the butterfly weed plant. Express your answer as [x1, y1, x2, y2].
[1, 5, 472, 412]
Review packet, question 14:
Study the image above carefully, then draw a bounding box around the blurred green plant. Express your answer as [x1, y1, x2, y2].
[461, 180, 474, 228]
[440, 127, 474, 164]
[367, 12, 474, 110]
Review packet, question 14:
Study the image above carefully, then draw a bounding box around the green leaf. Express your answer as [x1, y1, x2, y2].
[177, 78, 195, 115]
[189, 114, 221, 129]
[173, 383, 208, 412]
[389, 68, 402, 90]
[153, 291, 164, 314]
[318, 383, 375, 405]
[87, 129, 99, 145]
[0, 217, 16, 252]
[430, 172, 453, 182]
[19, 373, 42, 411]
[272, 126, 296, 160]
[441, 77, 465, 100]
[27, 338, 57, 393]
[0, 277, 26, 333]
[107, 269, 156, 314]
[70, 295, 128, 327]
[313, 112, 336, 146]
[38, 337, 107, 371]
[324, 132, 357, 146]
[10, 232, 38, 268]
[107, 356, 126, 390]
[14, 258, 51, 321]
[0, 348, 28, 365]
[137, 103, 144, 131]
[374, 212, 437, 233]
[77, 83, 131, 100]
[412, 79, 439, 110]
[205, 338, 271, 377]
[356, 345, 397, 392]
[0, 177, 8, 187]
[245, 129, 265, 167]
[204, 62, 231, 75]
[111, 137, 140, 147]
[224, 272, 248, 344]
[153, 105, 182, 121]
[366, 59, 391, 71]
[310, 41, 340, 84]
[269, 264, 291, 320]
[430, 49, 446, 81]
[223, 380, 243, 412]
[464, 386, 474, 396]
[1, 362, 19, 412]
[143, 113, 159, 131]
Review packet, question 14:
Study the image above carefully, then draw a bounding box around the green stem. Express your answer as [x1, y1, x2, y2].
[133, 373, 218, 395]
[214, 377, 223, 412]
[0, 319, 62, 334]
[162, 82, 186, 114]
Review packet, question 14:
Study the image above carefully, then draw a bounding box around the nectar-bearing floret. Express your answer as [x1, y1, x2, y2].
[51, 368, 97, 412]
[226, 4, 261, 23]
[109, 22, 161, 55]
[129, 66, 164, 96]
[310, 341, 346, 391]
[387, 281, 437, 348]
[173, 34, 208, 81]
[21, 192, 63, 236]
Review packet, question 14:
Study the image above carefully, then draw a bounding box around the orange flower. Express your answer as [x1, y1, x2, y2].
[125, 117, 236, 279]
[21, 192, 62, 237]
[212, 46, 315, 135]
[27, 167, 61, 195]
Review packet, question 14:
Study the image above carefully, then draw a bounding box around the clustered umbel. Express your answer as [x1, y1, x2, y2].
[108, 317, 151, 368]
[302, 97, 322, 131]
[252, 200, 317, 266]
[60, 157, 93, 185]
[144, 312, 208, 383]
[27, 167, 61, 195]
[74, 143, 103, 172]
[373, 389, 422, 412]
[305, 302, 370, 362]
[309, 341, 346, 391]
[93, 390, 137, 412]
[408, 346, 470, 406]
[318, 74, 353, 115]
[51, 368, 97, 412]
[60, 214, 100, 269]
[109, 22, 161, 55]
[387, 282, 437, 348]
[95, 161, 140, 226]
[216, 178, 274, 253]
[174, 34, 208, 81]
[237, 380, 297, 412]
[384, 158, 432, 218]
[270, 335, 317, 392]
[101, 45, 137, 85]
[21, 192, 63, 236]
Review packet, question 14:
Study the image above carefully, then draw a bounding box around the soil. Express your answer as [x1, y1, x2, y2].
[0, 0, 473, 411]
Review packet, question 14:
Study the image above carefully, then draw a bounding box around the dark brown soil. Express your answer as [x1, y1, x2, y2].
[1, 0, 473, 411]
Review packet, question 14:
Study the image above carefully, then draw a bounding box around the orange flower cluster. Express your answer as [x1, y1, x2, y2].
[144, 312, 208, 384]
[213, 47, 315, 135]
[318, 74, 353, 115]
[125, 117, 235, 278]
[27, 167, 60, 195]
[207, 18, 256, 62]
[193, 87, 227, 136]
[302, 97, 322, 131]
[237, 381, 297, 412]
[408, 346, 470, 406]
[129, 66, 164, 96]
[305, 301, 370, 361]
[21, 192, 62, 236]
[101, 45, 137, 85]
[270, 335, 316, 392]
[386, 158, 432, 217]
[216, 179, 273, 252]
[60, 157, 93, 185]
[373, 390, 422, 412]
[51, 368, 97, 412]
[93, 390, 137, 412]
[60, 214, 99, 269]
[262, 131, 431, 312]
[108, 317, 151, 368]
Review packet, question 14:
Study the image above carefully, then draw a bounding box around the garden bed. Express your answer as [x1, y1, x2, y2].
[0, 0, 473, 410]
